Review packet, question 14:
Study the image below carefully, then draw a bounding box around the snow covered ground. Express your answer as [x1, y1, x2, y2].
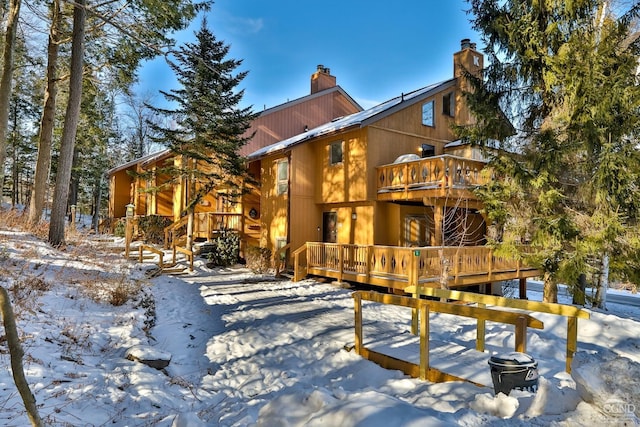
[0, 228, 639, 426]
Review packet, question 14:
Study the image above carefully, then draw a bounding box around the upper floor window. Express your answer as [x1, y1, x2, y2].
[442, 92, 455, 117]
[422, 100, 434, 127]
[276, 159, 288, 195]
[329, 141, 344, 166]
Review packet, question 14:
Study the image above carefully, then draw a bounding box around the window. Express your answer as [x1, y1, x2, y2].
[442, 92, 455, 117]
[276, 159, 288, 195]
[329, 141, 343, 165]
[422, 100, 434, 127]
[420, 143, 435, 158]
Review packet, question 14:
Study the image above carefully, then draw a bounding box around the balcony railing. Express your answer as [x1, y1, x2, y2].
[376, 155, 488, 200]
[296, 243, 540, 291]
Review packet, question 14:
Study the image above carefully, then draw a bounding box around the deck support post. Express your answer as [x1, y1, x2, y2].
[515, 315, 527, 353]
[419, 303, 430, 380]
[566, 316, 577, 373]
[354, 293, 363, 355]
[519, 278, 527, 299]
[125, 218, 133, 258]
[410, 251, 419, 335]
[476, 303, 486, 352]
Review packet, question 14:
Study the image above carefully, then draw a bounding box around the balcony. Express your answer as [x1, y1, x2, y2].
[376, 155, 488, 202]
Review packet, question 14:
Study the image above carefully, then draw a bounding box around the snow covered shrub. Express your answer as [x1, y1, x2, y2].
[137, 215, 172, 244]
[10, 276, 51, 315]
[135, 287, 156, 332]
[206, 229, 240, 267]
[109, 283, 132, 306]
[245, 246, 272, 273]
[113, 218, 126, 237]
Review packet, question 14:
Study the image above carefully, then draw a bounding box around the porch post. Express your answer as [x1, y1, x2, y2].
[433, 201, 444, 246]
[519, 278, 527, 299]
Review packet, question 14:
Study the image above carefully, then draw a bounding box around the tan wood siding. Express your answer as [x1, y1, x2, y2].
[260, 154, 289, 251]
[315, 129, 368, 204]
[109, 169, 132, 218]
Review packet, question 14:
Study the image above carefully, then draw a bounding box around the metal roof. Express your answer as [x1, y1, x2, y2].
[247, 79, 455, 160]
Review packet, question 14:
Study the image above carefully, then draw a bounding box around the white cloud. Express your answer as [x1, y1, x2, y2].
[227, 16, 264, 35]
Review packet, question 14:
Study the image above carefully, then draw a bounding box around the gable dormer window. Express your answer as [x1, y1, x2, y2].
[422, 101, 434, 127]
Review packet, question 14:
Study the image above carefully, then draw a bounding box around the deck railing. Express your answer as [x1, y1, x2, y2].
[163, 212, 243, 248]
[297, 243, 539, 290]
[376, 155, 488, 197]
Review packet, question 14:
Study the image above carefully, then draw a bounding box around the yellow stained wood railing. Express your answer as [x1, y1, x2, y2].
[139, 244, 165, 269]
[376, 155, 488, 198]
[172, 246, 194, 272]
[163, 212, 243, 248]
[402, 286, 590, 373]
[195, 212, 243, 239]
[293, 245, 308, 282]
[296, 243, 540, 291]
[353, 290, 543, 383]
[163, 216, 189, 249]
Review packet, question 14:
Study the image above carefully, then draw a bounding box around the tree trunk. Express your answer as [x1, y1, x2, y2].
[0, 0, 21, 197]
[573, 273, 587, 305]
[92, 175, 102, 231]
[0, 286, 44, 426]
[67, 148, 79, 222]
[595, 253, 609, 310]
[542, 271, 558, 303]
[29, 0, 60, 225]
[48, 0, 85, 247]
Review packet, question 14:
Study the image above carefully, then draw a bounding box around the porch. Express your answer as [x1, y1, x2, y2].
[292, 243, 540, 293]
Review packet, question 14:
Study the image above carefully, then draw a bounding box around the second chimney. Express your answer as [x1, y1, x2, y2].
[311, 64, 336, 94]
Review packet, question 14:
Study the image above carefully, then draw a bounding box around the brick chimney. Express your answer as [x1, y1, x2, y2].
[453, 39, 483, 79]
[311, 64, 336, 94]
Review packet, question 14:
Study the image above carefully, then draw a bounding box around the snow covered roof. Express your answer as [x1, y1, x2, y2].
[247, 79, 456, 160]
[106, 149, 171, 176]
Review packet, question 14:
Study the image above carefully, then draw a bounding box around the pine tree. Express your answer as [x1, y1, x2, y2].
[149, 18, 257, 248]
[462, 1, 640, 303]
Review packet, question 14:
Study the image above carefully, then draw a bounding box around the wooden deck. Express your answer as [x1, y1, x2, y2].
[293, 243, 540, 292]
[376, 155, 488, 202]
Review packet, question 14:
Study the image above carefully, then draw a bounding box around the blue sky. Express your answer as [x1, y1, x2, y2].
[135, 0, 481, 111]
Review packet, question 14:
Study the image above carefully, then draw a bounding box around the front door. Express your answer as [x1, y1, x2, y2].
[322, 212, 337, 243]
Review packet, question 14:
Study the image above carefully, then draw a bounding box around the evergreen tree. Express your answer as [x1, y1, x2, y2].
[149, 18, 257, 247]
[462, 0, 640, 304]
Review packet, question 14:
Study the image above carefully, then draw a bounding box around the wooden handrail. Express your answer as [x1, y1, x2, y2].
[353, 290, 543, 382]
[164, 216, 188, 249]
[173, 245, 194, 271]
[139, 244, 165, 269]
[404, 286, 590, 372]
[292, 244, 308, 282]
